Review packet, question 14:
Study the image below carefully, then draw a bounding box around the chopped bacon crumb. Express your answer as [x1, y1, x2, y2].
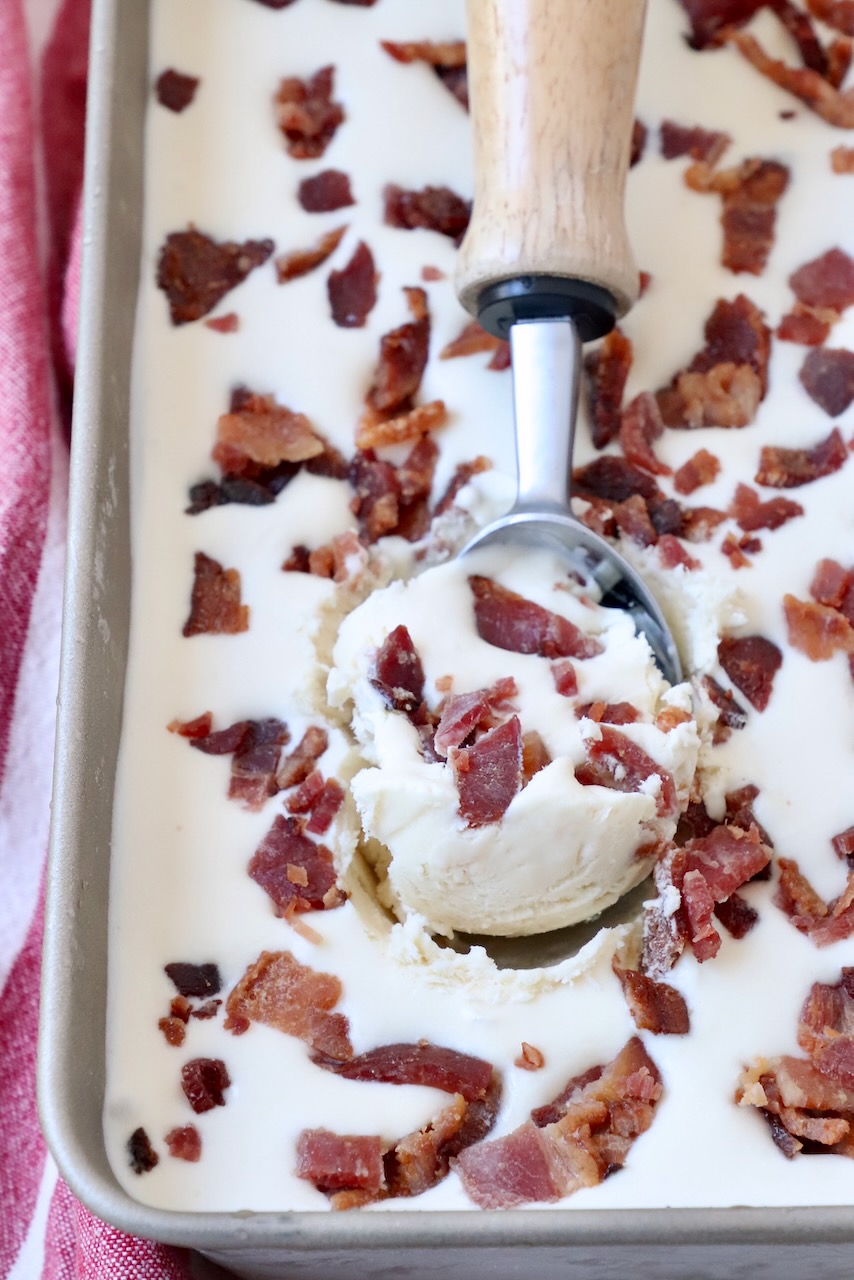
[275, 225, 347, 283]
[433, 456, 492, 515]
[673, 448, 720, 495]
[551, 659, 578, 697]
[165, 963, 221, 998]
[678, 0, 766, 50]
[312, 1042, 495, 1101]
[576, 702, 640, 725]
[729, 482, 803, 531]
[470, 576, 603, 660]
[791, 248, 854, 312]
[777, 302, 837, 346]
[783, 594, 854, 660]
[356, 400, 447, 450]
[181, 1058, 230, 1114]
[440, 319, 509, 370]
[384, 184, 471, 245]
[775, 859, 854, 946]
[157, 230, 273, 326]
[213, 393, 324, 475]
[298, 169, 354, 213]
[799, 347, 854, 416]
[717, 634, 782, 710]
[584, 328, 633, 449]
[371, 625, 426, 716]
[305, 778, 346, 835]
[833, 827, 854, 867]
[612, 493, 659, 548]
[619, 392, 671, 476]
[380, 39, 468, 109]
[685, 156, 789, 276]
[757, 427, 848, 489]
[701, 673, 748, 734]
[811, 557, 853, 608]
[249, 814, 343, 915]
[297, 1130, 385, 1193]
[225, 950, 353, 1058]
[658, 534, 700, 571]
[366, 286, 430, 416]
[714, 893, 759, 939]
[165, 1125, 201, 1162]
[576, 725, 676, 818]
[516, 1043, 546, 1071]
[454, 1038, 662, 1208]
[204, 312, 239, 334]
[451, 715, 523, 827]
[433, 677, 517, 756]
[832, 145, 854, 172]
[721, 533, 752, 569]
[182, 552, 249, 637]
[167, 712, 213, 739]
[128, 1127, 158, 1174]
[276, 726, 328, 789]
[158, 1016, 186, 1047]
[521, 730, 552, 784]
[631, 118, 647, 166]
[614, 965, 690, 1035]
[274, 65, 343, 159]
[725, 28, 854, 129]
[660, 119, 730, 163]
[155, 69, 199, 113]
[328, 241, 378, 328]
[421, 265, 444, 281]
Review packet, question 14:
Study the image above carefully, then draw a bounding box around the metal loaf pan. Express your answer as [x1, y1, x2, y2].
[37, 0, 854, 1275]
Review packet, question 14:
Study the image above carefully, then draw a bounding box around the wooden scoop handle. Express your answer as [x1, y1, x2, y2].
[455, 0, 647, 339]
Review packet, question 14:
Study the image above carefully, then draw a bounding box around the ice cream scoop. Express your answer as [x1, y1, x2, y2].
[455, 0, 682, 685]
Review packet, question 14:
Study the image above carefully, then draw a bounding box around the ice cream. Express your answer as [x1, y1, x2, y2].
[330, 545, 699, 936]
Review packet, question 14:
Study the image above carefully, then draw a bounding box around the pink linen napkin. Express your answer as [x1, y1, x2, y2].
[0, 0, 193, 1274]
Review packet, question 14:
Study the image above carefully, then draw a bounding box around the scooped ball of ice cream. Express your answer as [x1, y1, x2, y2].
[329, 546, 699, 938]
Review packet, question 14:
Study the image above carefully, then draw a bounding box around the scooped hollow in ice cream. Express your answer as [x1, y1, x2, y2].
[329, 546, 700, 938]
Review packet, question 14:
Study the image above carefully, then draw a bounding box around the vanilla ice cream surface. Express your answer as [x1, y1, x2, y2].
[105, 0, 854, 1215]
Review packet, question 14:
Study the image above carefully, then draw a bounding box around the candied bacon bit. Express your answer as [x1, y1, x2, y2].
[573, 455, 661, 504]
[433, 677, 518, 756]
[355, 400, 447, 450]
[204, 312, 239, 334]
[165, 1125, 201, 1163]
[276, 225, 347, 283]
[631, 118, 647, 167]
[155, 69, 199, 113]
[577, 725, 676, 818]
[642, 847, 688, 978]
[576, 702, 640, 725]
[678, 0, 766, 49]
[305, 778, 346, 835]
[584, 328, 633, 449]
[433, 455, 491, 514]
[191, 719, 254, 756]
[516, 1043, 546, 1071]
[128, 1128, 158, 1174]
[521, 730, 552, 784]
[658, 534, 700, 571]
[613, 494, 658, 547]
[673, 448, 720, 496]
[833, 827, 854, 867]
[348, 451, 400, 542]
[421, 265, 444, 281]
[181, 1058, 230, 1114]
[682, 869, 720, 962]
[726, 28, 854, 129]
[451, 715, 523, 827]
[811, 558, 852, 608]
[832, 145, 854, 173]
[298, 169, 354, 213]
[685, 156, 789, 276]
[808, 0, 854, 35]
[170, 996, 192, 1023]
[783, 594, 854, 660]
[702, 674, 748, 732]
[721, 533, 752, 569]
[274, 65, 343, 159]
[225, 950, 353, 1057]
[656, 706, 692, 732]
[729, 482, 803, 531]
[619, 392, 671, 477]
[551, 659, 578, 697]
[366, 286, 430, 416]
[384, 184, 471, 245]
[249, 814, 342, 914]
[285, 769, 325, 814]
[156, 229, 273, 326]
[371, 624, 425, 715]
[297, 1130, 385, 1193]
[328, 240, 378, 328]
[213, 396, 324, 474]
[159, 1016, 186, 1047]
[800, 348, 854, 417]
[714, 893, 759, 939]
[311, 1042, 494, 1101]
[397, 435, 439, 503]
[684, 824, 771, 903]
[191, 1000, 220, 1020]
[276, 728, 328, 790]
[469, 575, 603, 660]
[182, 552, 249, 637]
[165, 963, 221, 998]
[613, 965, 690, 1035]
[227, 718, 291, 810]
[656, 295, 770, 427]
[284, 902, 324, 945]
[167, 712, 213, 739]
[440, 318, 508, 368]
[717, 634, 781, 710]
[791, 248, 854, 312]
[775, 857, 830, 936]
[777, 303, 836, 346]
[380, 39, 466, 67]
[660, 119, 730, 164]
[679, 505, 728, 543]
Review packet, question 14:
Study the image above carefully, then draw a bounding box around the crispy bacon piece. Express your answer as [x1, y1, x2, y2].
[165, 963, 221, 999]
[312, 1042, 494, 1100]
[660, 119, 730, 164]
[433, 677, 517, 756]
[756, 427, 848, 489]
[469, 576, 603, 660]
[717, 634, 781, 710]
[714, 893, 759, 938]
[576, 702, 640, 725]
[356, 401, 447, 450]
[205, 312, 239, 334]
[678, 0, 766, 49]
[182, 552, 249, 637]
[384, 184, 471, 245]
[366, 286, 430, 417]
[213, 396, 323, 474]
[304, 778, 345, 835]
[274, 65, 343, 159]
[433, 455, 492, 515]
[673, 448, 720, 495]
[833, 827, 854, 866]
[181, 1058, 230, 1114]
[702, 673, 748, 733]
[776, 859, 854, 946]
[348, 451, 400, 541]
[157, 230, 273, 325]
[684, 823, 771, 903]
[328, 240, 378, 328]
[158, 1016, 185, 1047]
[551, 659, 578, 697]
[380, 39, 468, 110]
[726, 28, 854, 128]
[440, 319, 509, 370]
[656, 294, 770, 428]
[682, 869, 720, 962]
[777, 302, 836, 346]
[614, 965, 690, 1035]
[249, 815, 342, 915]
[721, 533, 752, 569]
[783, 594, 854, 660]
[297, 1130, 385, 1193]
[811, 558, 852, 608]
[800, 347, 854, 416]
[155, 69, 199, 113]
[619, 392, 671, 476]
[165, 1125, 201, 1163]
[576, 725, 676, 818]
[127, 1128, 158, 1174]
[451, 715, 523, 827]
[193, 716, 290, 810]
[584, 328, 633, 449]
[277, 726, 329, 789]
[573, 455, 661, 505]
[298, 169, 354, 213]
[631, 118, 647, 166]
[807, 0, 854, 34]
[275, 225, 347, 283]
[685, 156, 789, 275]
[613, 494, 658, 547]
[832, 144, 854, 172]
[167, 712, 213, 739]
[658, 535, 700, 571]
[521, 731, 552, 784]
[225, 950, 353, 1058]
[729, 482, 803, 531]
[454, 1038, 662, 1208]
[791, 248, 854, 312]
[371, 625, 425, 716]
